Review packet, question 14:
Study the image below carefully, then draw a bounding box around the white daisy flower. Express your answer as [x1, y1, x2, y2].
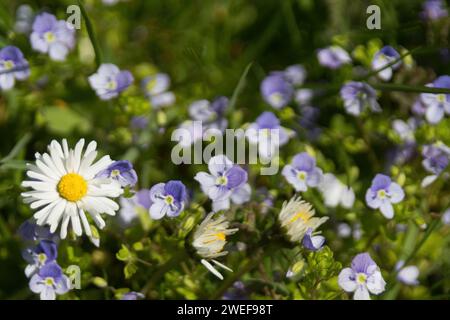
[21, 139, 123, 239]
[278, 196, 328, 243]
[192, 213, 238, 280]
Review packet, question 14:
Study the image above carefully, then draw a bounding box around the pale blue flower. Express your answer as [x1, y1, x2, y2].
[246, 111, 292, 159]
[29, 262, 70, 300]
[338, 253, 386, 300]
[96, 160, 138, 187]
[421, 143, 450, 187]
[149, 180, 187, 219]
[88, 63, 134, 100]
[282, 152, 323, 192]
[30, 13, 75, 61]
[340, 81, 380, 116]
[302, 228, 325, 251]
[194, 155, 250, 212]
[118, 189, 151, 226]
[0, 46, 30, 90]
[121, 291, 145, 300]
[284, 64, 306, 85]
[141, 73, 175, 108]
[396, 260, 419, 285]
[260, 72, 293, 109]
[23, 240, 58, 277]
[365, 174, 405, 219]
[420, 75, 450, 124]
[317, 46, 351, 69]
[371, 46, 401, 81]
[421, 0, 448, 21]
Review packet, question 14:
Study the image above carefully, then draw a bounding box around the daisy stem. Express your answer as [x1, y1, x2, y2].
[78, 0, 102, 68]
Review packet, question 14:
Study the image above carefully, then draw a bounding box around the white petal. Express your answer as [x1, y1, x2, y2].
[201, 259, 224, 280]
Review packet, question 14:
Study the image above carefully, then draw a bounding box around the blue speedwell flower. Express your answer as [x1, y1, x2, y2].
[141, 73, 175, 108]
[365, 174, 405, 219]
[340, 81, 380, 116]
[29, 262, 70, 300]
[194, 155, 250, 212]
[96, 160, 138, 187]
[23, 240, 58, 277]
[338, 252, 386, 300]
[282, 152, 323, 192]
[421, 142, 450, 187]
[420, 75, 450, 124]
[30, 12, 75, 61]
[0, 46, 30, 90]
[148, 180, 187, 219]
[260, 72, 294, 109]
[88, 63, 134, 100]
[371, 46, 401, 81]
[245, 111, 293, 159]
[317, 45, 351, 69]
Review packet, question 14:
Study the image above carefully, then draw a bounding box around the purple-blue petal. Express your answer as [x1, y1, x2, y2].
[225, 166, 247, 189]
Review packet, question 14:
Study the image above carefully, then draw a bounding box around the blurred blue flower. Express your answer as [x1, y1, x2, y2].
[189, 96, 229, 132]
[365, 174, 405, 219]
[282, 152, 323, 192]
[121, 291, 145, 300]
[149, 180, 187, 219]
[371, 46, 401, 81]
[118, 189, 151, 226]
[284, 64, 306, 85]
[421, 143, 450, 187]
[96, 160, 138, 187]
[260, 72, 293, 109]
[194, 155, 250, 212]
[340, 81, 380, 116]
[338, 252, 386, 300]
[88, 63, 134, 100]
[0, 46, 30, 91]
[141, 73, 175, 108]
[396, 261, 419, 286]
[29, 262, 70, 300]
[317, 45, 351, 69]
[30, 12, 75, 61]
[246, 111, 293, 159]
[18, 219, 58, 243]
[421, 0, 448, 21]
[420, 75, 450, 124]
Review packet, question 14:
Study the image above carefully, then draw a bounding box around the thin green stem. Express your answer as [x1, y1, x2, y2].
[78, 0, 102, 68]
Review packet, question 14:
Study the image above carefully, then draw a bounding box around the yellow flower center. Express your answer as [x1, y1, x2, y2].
[289, 210, 310, 224]
[297, 171, 307, 181]
[4, 60, 14, 70]
[106, 80, 117, 90]
[111, 169, 120, 177]
[437, 94, 446, 103]
[38, 253, 47, 264]
[165, 195, 174, 205]
[57, 173, 88, 202]
[44, 277, 55, 286]
[377, 189, 387, 199]
[44, 31, 55, 43]
[216, 176, 228, 186]
[215, 232, 226, 241]
[356, 273, 367, 284]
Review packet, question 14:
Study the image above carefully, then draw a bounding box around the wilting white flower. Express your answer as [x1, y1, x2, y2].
[21, 139, 123, 239]
[192, 213, 238, 280]
[396, 261, 419, 285]
[278, 196, 328, 243]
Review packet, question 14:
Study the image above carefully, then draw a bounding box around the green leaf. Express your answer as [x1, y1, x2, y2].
[124, 262, 137, 279]
[116, 245, 131, 262]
